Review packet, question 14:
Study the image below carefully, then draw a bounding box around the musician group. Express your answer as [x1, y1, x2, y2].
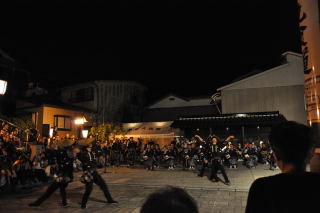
[0, 118, 277, 208]
[137, 135, 276, 185]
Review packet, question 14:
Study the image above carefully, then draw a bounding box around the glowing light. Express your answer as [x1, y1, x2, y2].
[74, 117, 87, 125]
[235, 113, 247, 117]
[0, 80, 7, 95]
[155, 122, 167, 127]
[127, 123, 140, 128]
[49, 128, 54, 138]
[82, 130, 88, 138]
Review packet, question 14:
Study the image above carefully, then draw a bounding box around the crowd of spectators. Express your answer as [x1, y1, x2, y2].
[0, 120, 36, 192]
[0, 118, 275, 194]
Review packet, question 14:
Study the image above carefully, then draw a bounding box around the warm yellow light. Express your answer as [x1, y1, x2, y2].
[0, 80, 7, 95]
[49, 128, 54, 138]
[155, 122, 167, 127]
[74, 117, 87, 125]
[82, 130, 88, 138]
[127, 123, 140, 128]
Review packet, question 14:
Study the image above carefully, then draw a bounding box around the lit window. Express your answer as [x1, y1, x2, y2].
[54, 115, 72, 131]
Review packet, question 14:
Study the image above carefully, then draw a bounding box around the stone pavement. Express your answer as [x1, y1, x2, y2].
[0, 164, 279, 213]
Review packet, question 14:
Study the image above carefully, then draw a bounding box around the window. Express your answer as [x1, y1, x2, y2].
[70, 87, 94, 103]
[54, 115, 72, 131]
[32, 112, 39, 127]
[149, 128, 153, 130]
[156, 128, 161, 130]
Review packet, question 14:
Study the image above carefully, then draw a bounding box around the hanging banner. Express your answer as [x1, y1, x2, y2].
[298, 0, 320, 172]
[298, 0, 320, 126]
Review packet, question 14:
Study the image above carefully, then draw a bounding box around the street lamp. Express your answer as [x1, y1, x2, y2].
[74, 116, 88, 125]
[82, 130, 88, 139]
[74, 116, 88, 139]
[49, 128, 54, 138]
[0, 80, 7, 95]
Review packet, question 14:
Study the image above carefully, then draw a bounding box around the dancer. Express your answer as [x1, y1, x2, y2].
[29, 139, 74, 207]
[77, 139, 117, 209]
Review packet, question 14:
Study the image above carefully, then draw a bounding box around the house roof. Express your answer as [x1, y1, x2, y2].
[0, 49, 15, 62]
[217, 63, 290, 91]
[217, 51, 302, 91]
[171, 111, 286, 128]
[60, 80, 147, 90]
[16, 97, 94, 113]
[147, 94, 190, 107]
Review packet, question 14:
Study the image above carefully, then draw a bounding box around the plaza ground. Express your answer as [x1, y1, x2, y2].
[0, 164, 279, 213]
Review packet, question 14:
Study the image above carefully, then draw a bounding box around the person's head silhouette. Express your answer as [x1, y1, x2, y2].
[141, 186, 198, 213]
[269, 121, 314, 173]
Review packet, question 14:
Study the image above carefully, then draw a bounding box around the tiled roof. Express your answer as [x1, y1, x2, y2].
[171, 111, 286, 128]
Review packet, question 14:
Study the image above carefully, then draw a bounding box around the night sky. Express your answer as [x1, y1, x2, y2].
[0, 0, 301, 102]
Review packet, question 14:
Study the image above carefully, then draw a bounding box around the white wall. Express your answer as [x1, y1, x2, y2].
[221, 86, 307, 124]
[218, 52, 304, 91]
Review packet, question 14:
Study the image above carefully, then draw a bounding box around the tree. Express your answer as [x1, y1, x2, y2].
[12, 116, 36, 141]
[89, 122, 124, 142]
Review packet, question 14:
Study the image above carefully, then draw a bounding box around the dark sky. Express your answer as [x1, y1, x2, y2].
[0, 0, 301, 101]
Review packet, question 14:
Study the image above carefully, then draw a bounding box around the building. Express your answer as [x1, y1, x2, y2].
[171, 52, 306, 143]
[118, 121, 180, 148]
[119, 94, 219, 147]
[60, 80, 147, 123]
[218, 51, 306, 125]
[16, 97, 92, 139]
[142, 94, 219, 122]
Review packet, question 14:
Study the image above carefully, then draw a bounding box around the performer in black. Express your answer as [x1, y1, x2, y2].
[78, 140, 117, 209]
[197, 135, 230, 185]
[142, 144, 155, 171]
[127, 138, 137, 167]
[111, 140, 122, 167]
[29, 139, 75, 207]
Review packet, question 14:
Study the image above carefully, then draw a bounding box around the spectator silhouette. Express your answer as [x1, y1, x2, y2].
[141, 186, 198, 213]
[245, 121, 320, 213]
